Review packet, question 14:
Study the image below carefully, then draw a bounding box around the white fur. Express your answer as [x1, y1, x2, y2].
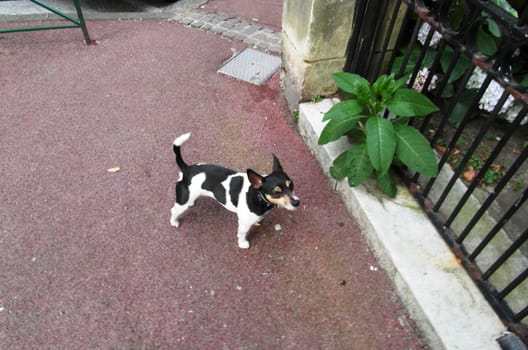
[174, 132, 191, 146]
[283, 194, 300, 211]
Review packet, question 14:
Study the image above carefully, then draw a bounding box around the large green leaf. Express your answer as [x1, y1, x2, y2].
[323, 99, 364, 121]
[440, 47, 471, 83]
[365, 117, 396, 176]
[329, 146, 373, 186]
[449, 89, 477, 125]
[344, 144, 373, 186]
[318, 113, 364, 145]
[491, 0, 518, 18]
[521, 75, 528, 88]
[330, 151, 350, 180]
[355, 80, 374, 109]
[387, 88, 439, 117]
[376, 171, 397, 198]
[346, 128, 367, 144]
[333, 72, 370, 95]
[476, 27, 497, 56]
[394, 124, 438, 177]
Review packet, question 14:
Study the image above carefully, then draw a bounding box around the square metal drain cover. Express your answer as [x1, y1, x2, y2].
[218, 48, 281, 85]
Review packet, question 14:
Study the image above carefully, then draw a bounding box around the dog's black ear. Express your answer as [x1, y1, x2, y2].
[247, 169, 264, 189]
[272, 154, 283, 173]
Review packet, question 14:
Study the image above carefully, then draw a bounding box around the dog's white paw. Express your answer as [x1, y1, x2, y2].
[170, 219, 180, 227]
[238, 240, 250, 249]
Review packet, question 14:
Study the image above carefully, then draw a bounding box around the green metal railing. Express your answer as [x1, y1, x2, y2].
[0, 0, 92, 44]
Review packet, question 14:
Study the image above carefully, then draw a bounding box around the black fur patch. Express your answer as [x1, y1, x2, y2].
[176, 182, 189, 204]
[246, 188, 271, 216]
[187, 164, 236, 205]
[229, 176, 243, 207]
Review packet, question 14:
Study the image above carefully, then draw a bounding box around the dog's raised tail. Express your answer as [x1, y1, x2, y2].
[173, 133, 191, 170]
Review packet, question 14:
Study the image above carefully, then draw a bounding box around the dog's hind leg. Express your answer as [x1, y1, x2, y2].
[170, 172, 207, 228]
[170, 181, 192, 227]
[170, 203, 186, 227]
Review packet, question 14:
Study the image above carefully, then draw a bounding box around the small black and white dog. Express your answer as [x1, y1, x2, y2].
[170, 133, 300, 249]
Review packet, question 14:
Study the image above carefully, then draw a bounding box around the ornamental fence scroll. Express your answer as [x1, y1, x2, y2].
[345, 0, 528, 346]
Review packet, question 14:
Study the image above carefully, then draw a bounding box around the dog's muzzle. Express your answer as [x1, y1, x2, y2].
[288, 195, 300, 210]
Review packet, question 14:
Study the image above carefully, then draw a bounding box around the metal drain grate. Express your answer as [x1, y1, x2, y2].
[218, 48, 281, 85]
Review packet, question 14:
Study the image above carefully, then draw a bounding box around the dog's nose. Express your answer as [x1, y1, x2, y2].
[291, 197, 300, 208]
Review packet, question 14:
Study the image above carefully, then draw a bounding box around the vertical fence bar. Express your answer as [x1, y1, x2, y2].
[395, 18, 422, 78]
[515, 306, 528, 323]
[362, 1, 389, 79]
[386, 4, 414, 75]
[343, 0, 367, 74]
[416, 39, 448, 133]
[469, 187, 528, 261]
[344, 0, 390, 79]
[482, 228, 528, 280]
[497, 268, 528, 301]
[371, 1, 403, 78]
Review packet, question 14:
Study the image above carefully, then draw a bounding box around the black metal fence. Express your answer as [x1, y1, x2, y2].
[345, 0, 528, 346]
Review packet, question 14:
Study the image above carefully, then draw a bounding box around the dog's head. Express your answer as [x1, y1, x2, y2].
[247, 154, 300, 210]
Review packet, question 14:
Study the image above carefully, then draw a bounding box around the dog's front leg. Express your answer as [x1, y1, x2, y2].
[237, 214, 262, 249]
[237, 223, 251, 249]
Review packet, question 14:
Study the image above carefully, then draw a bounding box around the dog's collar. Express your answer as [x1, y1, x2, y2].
[258, 191, 277, 209]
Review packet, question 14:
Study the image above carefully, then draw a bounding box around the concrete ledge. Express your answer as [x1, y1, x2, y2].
[298, 99, 507, 350]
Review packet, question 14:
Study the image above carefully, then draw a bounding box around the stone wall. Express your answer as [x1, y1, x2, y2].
[281, 0, 355, 110]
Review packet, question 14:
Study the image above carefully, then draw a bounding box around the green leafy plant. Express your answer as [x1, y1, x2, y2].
[291, 110, 299, 120]
[312, 95, 323, 103]
[469, 156, 484, 170]
[318, 72, 439, 197]
[512, 178, 525, 191]
[483, 165, 504, 185]
[467, 156, 505, 186]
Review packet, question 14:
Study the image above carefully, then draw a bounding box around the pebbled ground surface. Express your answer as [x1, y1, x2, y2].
[0, 11, 427, 350]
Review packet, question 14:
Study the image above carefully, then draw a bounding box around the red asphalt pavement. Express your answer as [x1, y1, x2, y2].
[0, 4, 427, 349]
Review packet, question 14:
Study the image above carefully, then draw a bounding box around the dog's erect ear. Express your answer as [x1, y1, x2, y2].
[272, 154, 283, 173]
[247, 169, 264, 189]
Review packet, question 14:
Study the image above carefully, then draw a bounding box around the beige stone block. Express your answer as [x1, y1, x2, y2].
[281, 32, 344, 109]
[282, 0, 355, 62]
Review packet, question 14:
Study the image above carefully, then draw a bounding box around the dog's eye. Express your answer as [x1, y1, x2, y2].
[273, 186, 282, 194]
